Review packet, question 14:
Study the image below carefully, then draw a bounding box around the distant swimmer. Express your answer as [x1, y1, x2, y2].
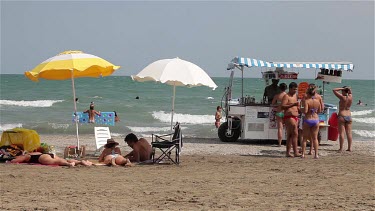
[333, 86, 353, 152]
[356, 100, 367, 106]
[135, 96, 139, 99]
[114, 111, 120, 122]
[83, 103, 101, 123]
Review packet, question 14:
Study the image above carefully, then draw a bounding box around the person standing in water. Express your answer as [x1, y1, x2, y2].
[215, 106, 222, 128]
[333, 86, 353, 152]
[83, 103, 101, 123]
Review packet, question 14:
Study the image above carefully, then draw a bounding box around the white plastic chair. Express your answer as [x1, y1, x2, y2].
[94, 127, 111, 156]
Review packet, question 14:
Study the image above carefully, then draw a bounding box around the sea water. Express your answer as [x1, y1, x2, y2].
[0, 75, 374, 140]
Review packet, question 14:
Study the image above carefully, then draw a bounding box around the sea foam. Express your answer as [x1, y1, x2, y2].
[351, 109, 374, 116]
[152, 111, 214, 124]
[352, 130, 375, 138]
[127, 126, 172, 133]
[0, 123, 23, 132]
[0, 100, 63, 107]
[353, 117, 375, 124]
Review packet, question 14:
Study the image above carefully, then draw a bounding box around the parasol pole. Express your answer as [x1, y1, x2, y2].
[171, 82, 176, 131]
[71, 69, 80, 148]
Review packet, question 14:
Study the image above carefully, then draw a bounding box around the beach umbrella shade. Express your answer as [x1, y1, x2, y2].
[131, 57, 217, 129]
[24, 50, 120, 147]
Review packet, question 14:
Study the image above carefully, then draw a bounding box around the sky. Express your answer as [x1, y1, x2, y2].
[1, 0, 374, 80]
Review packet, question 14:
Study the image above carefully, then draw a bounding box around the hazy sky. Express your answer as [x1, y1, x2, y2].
[1, 1, 374, 80]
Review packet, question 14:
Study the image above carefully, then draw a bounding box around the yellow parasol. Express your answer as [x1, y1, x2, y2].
[25, 50, 120, 147]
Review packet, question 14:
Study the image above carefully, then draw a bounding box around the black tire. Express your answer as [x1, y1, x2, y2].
[218, 121, 241, 142]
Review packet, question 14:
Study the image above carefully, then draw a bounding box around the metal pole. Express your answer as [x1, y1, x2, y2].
[71, 69, 80, 148]
[171, 83, 176, 130]
[241, 66, 244, 103]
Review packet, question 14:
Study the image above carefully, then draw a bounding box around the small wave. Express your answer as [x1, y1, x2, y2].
[0, 123, 23, 132]
[127, 126, 173, 133]
[352, 117, 375, 124]
[207, 97, 214, 100]
[0, 100, 63, 107]
[351, 110, 374, 116]
[111, 133, 123, 137]
[48, 123, 69, 130]
[352, 130, 375, 138]
[89, 96, 102, 99]
[152, 111, 214, 124]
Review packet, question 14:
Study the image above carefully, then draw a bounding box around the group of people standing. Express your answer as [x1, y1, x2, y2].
[267, 79, 353, 159]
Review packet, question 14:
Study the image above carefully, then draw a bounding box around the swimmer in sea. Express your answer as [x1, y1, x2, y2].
[83, 103, 101, 123]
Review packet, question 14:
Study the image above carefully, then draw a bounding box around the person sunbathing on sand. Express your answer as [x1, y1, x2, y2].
[10, 152, 92, 166]
[98, 139, 132, 166]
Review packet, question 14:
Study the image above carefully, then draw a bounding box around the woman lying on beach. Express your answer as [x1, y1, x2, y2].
[98, 139, 132, 166]
[9, 152, 92, 166]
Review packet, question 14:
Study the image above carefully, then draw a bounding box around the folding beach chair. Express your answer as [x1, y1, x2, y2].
[94, 127, 111, 156]
[151, 122, 182, 164]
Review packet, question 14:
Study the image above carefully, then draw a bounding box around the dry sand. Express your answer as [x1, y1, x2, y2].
[1, 134, 374, 210]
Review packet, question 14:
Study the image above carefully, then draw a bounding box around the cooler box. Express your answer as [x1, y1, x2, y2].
[0, 128, 41, 152]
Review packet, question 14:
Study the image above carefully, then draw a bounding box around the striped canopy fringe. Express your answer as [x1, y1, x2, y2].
[228, 57, 354, 71]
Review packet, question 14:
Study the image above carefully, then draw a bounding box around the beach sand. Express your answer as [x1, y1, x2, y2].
[1, 135, 374, 210]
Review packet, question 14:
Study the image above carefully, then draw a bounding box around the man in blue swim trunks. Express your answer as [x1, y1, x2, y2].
[333, 86, 353, 152]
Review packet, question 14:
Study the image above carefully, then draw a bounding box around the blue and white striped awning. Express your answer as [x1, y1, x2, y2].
[227, 57, 354, 71]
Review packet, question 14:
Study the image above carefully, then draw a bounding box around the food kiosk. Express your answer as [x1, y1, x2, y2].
[218, 57, 354, 142]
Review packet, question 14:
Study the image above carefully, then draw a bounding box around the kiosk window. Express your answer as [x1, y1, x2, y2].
[257, 112, 269, 118]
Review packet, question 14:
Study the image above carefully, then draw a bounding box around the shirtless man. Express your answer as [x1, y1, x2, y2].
[271, 83, 287, 146]
[124, 133, 152, 162]
[301, 84, 323, 159]
[281, 82, 300, 157]
[83, 104, 101, 123]
[263, 79, 281, 104]
[333, 86, 353, 152]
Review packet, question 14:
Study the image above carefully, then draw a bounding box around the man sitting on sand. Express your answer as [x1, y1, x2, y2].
[83, 103, 101, 123]
[281, 82, 300, 157]
[124, 133, 152, 163]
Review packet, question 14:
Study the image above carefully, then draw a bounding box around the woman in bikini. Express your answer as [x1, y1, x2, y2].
[271, 83, 287, 146]
[301, 84, 323, 159]
[10, 152, 92, 166]
[333, 86, 353, 152]
[98, 138, 132, 166]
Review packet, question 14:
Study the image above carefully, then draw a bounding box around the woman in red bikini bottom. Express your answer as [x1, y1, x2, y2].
[301, 85, 322, 159]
